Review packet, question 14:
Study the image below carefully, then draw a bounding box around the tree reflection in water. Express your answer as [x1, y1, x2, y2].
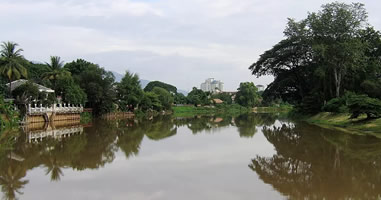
[0, 113, 291, 199]
[0, 163, 29, 200]
[250, 123, 381, 199]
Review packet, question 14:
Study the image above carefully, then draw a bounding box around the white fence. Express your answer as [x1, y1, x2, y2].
[27, 103, 84, 115]
[27, 126, 84, 143]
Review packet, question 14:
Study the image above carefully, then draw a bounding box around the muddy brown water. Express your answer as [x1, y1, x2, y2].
[1, 113, 381, 200]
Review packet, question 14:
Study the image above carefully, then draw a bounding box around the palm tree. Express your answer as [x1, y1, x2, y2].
[0, 165, 29, 200]
[42, 56, 70, 90]
[0, 41, 28, 97]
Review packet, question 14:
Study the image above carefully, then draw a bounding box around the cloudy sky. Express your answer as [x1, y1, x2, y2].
[1, 0, 380, 91]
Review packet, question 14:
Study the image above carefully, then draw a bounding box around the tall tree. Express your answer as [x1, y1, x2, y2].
[0, 41, 28, 96]
[307, 2, 367, 97]
[42, 56, 70, 90]
[64, 59, 116, 115]
[236, 82, 261, 107]
[116, 71, 143, 111]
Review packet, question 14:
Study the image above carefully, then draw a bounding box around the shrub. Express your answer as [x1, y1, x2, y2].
[0, 96, 19, 131]
[347, 94, 381, 119]
[298, 93, 324, 114]
[323, 97, 348, 113]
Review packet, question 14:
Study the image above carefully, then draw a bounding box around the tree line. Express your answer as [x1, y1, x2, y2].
[0, 41, 264, 118]
[250, 2, 381, 118]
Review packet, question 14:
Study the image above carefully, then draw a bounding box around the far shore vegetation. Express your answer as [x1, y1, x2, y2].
[1, 2, 381, 137]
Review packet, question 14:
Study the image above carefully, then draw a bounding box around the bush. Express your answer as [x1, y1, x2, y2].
[347, 94, 381, 119]
[0, 96, 19, 131]
[80, 112, 92, 124]
[297, 93, 324, 114]
[323, 97, 348, 113]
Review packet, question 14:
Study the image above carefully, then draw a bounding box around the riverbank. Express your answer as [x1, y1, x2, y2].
[173, 104, 292, 117]
[173, 104, 251, 117]
[304, 112, 381, 137]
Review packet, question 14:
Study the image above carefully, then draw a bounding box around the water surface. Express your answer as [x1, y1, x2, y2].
[1, 113, 381, 200]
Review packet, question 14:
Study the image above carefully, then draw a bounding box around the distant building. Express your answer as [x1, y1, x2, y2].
[200, 78, 223, 93]
[256, 84, 265, 92]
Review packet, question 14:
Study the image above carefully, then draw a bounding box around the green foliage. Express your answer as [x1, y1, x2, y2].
[27, 62, 50, 84]
[55, 76, 86, 104]
[139, 91, 161, 111]
[236, 82, 261, 107]
[0, 77, 6, 96]
[152, 87, 174, 110]
[187, 87, 209, 106]
[0, 96, 19, 131]
[65, 59, 116, 115]
[173, 104, 250, 117]
[361, 80, 381, 99]
[323, 97, 349, 113]
[249, 2, 381, 114]
[144, 81, 177, 94]
[0, 41, 28, 96]
[174, 93, 187, 104]
[347, 94, 381, 119]
[116, 71, 143, 111]
[80, 112, 92, 124]
[297, 93, 325, 114]
[11, 81, 39, 101]
[41, 56, 70, 90]
[212, 93, 232, 104]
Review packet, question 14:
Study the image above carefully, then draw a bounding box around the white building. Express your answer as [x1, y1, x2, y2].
[256, 84, 265, 92]
[200, 78, 224, 93]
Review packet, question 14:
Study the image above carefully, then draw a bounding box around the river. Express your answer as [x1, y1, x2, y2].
[1, 113, 381, 199]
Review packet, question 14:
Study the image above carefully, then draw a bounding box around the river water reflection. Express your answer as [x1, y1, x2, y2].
[1, 113, 381, 199]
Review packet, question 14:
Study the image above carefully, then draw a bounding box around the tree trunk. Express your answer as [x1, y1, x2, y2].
[333, 68, 341, 98]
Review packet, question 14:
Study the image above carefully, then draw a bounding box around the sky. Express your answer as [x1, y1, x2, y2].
[1, 0, 380, 91]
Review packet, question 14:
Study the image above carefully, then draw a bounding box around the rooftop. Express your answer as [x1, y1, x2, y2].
[6, 79, 55, 93]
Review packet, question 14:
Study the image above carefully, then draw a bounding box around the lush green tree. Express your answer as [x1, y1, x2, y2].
[140, 92, 161, 111]
[64, 59, 116, 115]
[116, 71, 143, 111]
[152, 87, 174, 110]
[174, 93, 187, 104]
[347, 93, 381, 119]
[144, 81, 177, 94]
[55, 76, 87, 105]
[250, 19, 313, 103]
[249, 2, 379, 114]
[308, 2, 367, 97]
[212, 93, 233, 104]
[27, 62, 50, 85]
[42, 56, 70, 90]
[187, 87, 208, 106]
[0, 41, 28, 96]
[236, 82, 261, 107]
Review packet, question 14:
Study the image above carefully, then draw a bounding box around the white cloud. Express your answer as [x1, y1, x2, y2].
[0, 0, 380, 90]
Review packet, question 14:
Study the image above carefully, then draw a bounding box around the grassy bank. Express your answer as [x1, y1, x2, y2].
[173, 104, 250, 117]
[254, 104, 293, 113]
[305, 112, 381, 136]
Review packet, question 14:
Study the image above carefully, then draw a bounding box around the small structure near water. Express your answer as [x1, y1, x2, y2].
[26, 103, 83, 124]
[6, 79, 84, 124]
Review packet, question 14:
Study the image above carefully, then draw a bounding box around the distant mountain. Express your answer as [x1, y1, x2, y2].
[178, 89, 188, 96]
[140, 79, 150, 89]
[112, 71, 124, 82]
[111, 72, 186, 95]
[112, 71, 150, 88]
